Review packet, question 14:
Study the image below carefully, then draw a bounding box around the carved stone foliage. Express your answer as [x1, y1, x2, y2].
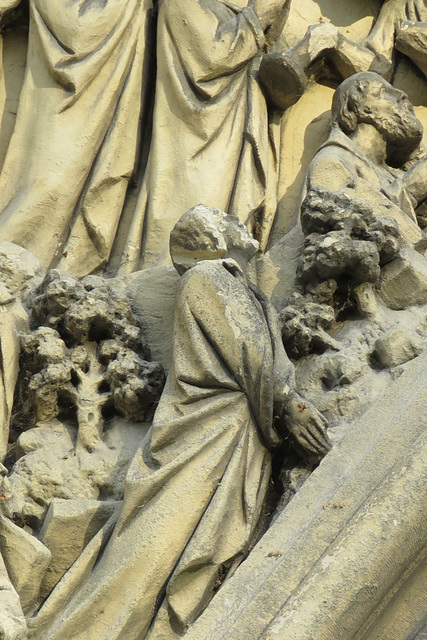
[17, 270, 165, 447]
[299, 187, 401, 283]
[0, 269, 165, 631]
[3, 270, 165, 519]
[280, 186, 402, 358]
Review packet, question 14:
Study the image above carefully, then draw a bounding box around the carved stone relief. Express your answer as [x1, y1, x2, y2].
[0, 1, 425, 639]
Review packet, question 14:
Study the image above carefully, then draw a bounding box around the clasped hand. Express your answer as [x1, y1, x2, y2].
[277, 394, 331, 459]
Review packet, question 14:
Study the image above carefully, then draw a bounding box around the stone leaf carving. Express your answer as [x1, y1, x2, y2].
[0, 268, 166, 622]
[299, 186, 401, 286]
[16, 270, 165, 451]
[279, 185, 402, 359]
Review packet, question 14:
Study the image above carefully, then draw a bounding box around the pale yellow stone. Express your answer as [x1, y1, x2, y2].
[39, 499, 120, 600]
[0, 515, 51, 616]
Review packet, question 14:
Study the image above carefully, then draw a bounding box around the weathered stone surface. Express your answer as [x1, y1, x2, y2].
[0, 1, 155, 276]
[122, 267, 181, 371]
[16, 270, 164, 452]
[256, 223, 304, 309]
[0, 23, 27, 172]
[357, 554, 427, 640]
[374, 326, 423, 368]
[396, 20, 427, 77]
[279, 292, 337, 358]
[414, 622, 427, 640]
[0, 552, 27, 640]
[39, 499, 120, 599]
[185, 350, 427, 640]
[0, 300, 29, 461]
[0, 243, 41, 462]
[0, 242, 43, 298]
[5, 419, 149, 529]
[259, 51, 307, 111]
[26, 208, 330, 640]
[0, 2, 425, 639]
[0, 515, 51, 616]
[379, 247, 427, 310]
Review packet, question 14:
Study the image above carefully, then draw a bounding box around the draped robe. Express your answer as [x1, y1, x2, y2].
[114, 0, 277, 272]
[0, 0, 154, 276]
[306, 128, 424, 245]
[30, 259, 294, 640]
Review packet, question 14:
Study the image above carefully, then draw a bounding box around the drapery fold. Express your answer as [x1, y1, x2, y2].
[0, 0, 154, 276]
[113, 0, 277, 272]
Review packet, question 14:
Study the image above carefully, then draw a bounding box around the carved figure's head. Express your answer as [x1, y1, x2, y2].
[332, 71, 423, 164]
[170, 205, 259, 275]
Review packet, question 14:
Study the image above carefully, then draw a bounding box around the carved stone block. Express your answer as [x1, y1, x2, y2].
[379, 247, 427, 310]
[374, 327, 423, 368]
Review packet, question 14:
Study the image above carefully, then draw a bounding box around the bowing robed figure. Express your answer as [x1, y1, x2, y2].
[30, 206, 330, 640]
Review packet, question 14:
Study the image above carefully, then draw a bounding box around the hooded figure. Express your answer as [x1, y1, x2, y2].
[29, 206, 330, 640]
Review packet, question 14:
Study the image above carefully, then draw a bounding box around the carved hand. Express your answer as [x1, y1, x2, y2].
[283, 395, 331, 458]
[251, 0, 289, 31]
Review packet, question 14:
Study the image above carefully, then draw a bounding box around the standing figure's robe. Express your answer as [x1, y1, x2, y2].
[0, 0, 154, 276]
[114, 0, 278, 272]
[29, 259, 294, 640]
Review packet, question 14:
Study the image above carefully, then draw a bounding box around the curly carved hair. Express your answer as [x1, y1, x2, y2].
[331, 71, 386, 134]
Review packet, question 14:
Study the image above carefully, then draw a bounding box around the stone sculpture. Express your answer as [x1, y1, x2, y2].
[114, 0, 289, 272]
[0, 243, 42, 462]
[18, 271, 164, 448]
[367, 0, 427, 75]
[305, 71, 426, 245]
[0, 0, 155, 276]
[0, 1, 425, 639]
[120, 1, 405, 271]
[397, 19, 427, 76]
[27, 207, 330, 640]
[0, 0, 409, 275]
[0, 262, 167, 639]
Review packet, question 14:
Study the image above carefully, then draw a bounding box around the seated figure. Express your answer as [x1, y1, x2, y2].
[28, 206, 330, 640]
[305, 71, 427, 245]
